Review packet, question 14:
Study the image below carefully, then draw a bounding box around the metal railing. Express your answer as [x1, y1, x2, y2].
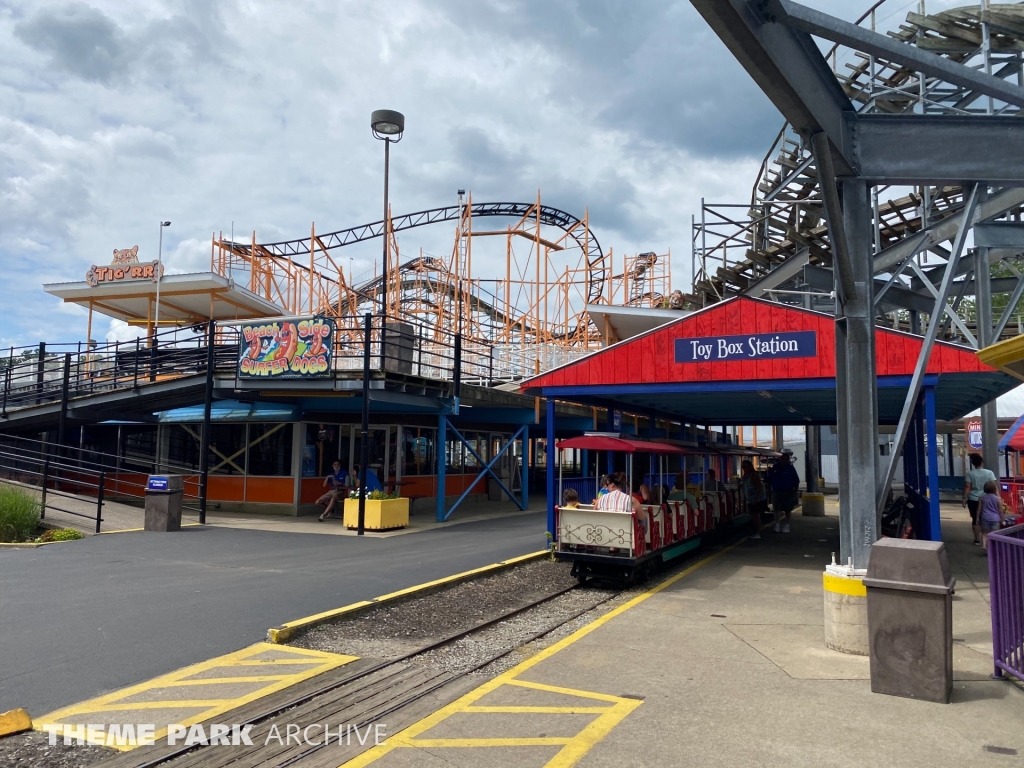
[989, 522, 1024, 683]
[0, 434, 204, 531]
[0, 314, 582, 421]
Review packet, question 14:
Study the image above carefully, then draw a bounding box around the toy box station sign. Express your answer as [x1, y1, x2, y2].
[675, 331, 817, 363]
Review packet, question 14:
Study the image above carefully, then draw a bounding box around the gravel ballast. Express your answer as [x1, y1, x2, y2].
[0, 730, 115, 768]
[290, 558, 579, 658]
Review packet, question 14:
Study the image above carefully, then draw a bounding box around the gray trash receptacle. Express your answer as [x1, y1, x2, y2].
[864, 538, 956, 703]
[145, 475, 184, 532]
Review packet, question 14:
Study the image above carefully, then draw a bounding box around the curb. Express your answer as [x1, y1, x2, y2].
[267, 550, 550, 643]
[0, 708, 32, 737]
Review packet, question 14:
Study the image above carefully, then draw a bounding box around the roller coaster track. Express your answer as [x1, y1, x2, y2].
[692, 2, 1024, 333]
[251, 201, 607, 306]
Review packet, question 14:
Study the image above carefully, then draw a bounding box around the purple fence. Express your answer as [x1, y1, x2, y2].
[989, 522, 1024, 683]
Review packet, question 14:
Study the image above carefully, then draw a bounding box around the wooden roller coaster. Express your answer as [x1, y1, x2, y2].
[691, 1, 1024, 341]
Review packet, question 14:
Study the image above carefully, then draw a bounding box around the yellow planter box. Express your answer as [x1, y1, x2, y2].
[343, 497, 409, 530]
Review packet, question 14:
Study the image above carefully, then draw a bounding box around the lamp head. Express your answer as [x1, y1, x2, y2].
[371, 109, 405, 140]
[161, 221, 171, 227]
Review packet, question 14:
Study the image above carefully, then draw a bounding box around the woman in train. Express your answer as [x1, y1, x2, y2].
[740, 459, 767, 540]
[597, 472, 643, 515]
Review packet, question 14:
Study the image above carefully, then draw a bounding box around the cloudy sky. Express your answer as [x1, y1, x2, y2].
[0, 0, 974, 350]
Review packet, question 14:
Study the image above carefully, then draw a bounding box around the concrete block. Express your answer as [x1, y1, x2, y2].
[0, 708, 32, 737]
[823, 574, 868, 656]
[801, 493, 825, 516]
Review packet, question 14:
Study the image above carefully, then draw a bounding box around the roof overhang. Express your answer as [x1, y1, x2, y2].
[586, 304, 688, 344]
[43, 272, 284, 326]
[977, 334, 1024, 382]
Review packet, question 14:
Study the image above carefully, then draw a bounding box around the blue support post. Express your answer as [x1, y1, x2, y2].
[521, 427, 529, 509]
[606, 408, 615, 475]
[436, 414, 447, 522]
[925, 386, 941, 542]
[547, 398, 556, 541]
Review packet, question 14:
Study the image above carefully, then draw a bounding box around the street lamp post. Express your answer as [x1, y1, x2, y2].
[370, 110, 404, 316]
[153, 220, 171, 340]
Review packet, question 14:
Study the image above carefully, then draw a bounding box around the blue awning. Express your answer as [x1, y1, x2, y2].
[157, 400, 299, 423]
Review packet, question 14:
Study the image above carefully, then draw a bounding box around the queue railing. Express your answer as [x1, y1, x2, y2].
[989, 522, 1024, 683]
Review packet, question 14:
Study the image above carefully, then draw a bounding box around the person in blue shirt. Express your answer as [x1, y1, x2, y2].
[768, 450, 801, 533]
[317, 460, 345, 521]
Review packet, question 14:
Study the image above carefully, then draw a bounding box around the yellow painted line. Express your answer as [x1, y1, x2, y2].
[100, 523, 204, 535]
[36, 642, 357, 751]
[408, 737, 573, 748]
[823, 572, 867, 597]
[342, 538, 745, 767]
[154, 676, 293, 686]
[505, 679, 625, 703]
[268, 550, 550, 643]
[462, 706, 611, 714]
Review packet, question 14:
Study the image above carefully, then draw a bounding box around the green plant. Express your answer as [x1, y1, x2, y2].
[0, 484, 42, 543]
[38, 527, 84, 542]
[367, 489, 399, 500]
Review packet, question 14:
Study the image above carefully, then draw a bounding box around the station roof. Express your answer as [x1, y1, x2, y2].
[44, 272, 283, 326]
[522, 297, 1020, 425]
[585, 304, 687, 344]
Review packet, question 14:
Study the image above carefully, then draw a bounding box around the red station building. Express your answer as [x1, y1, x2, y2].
[522, 297, 1018, 541]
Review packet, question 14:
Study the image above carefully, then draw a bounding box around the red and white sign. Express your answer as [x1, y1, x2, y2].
[965, 419, 983, 450]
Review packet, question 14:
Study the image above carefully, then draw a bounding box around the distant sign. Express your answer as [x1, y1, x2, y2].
[675, 331, 817, 364]
[238, 318, 334, 379]
[966, 419, 983, 450]
[86, 246, 163, 287]
[147, 476, 169, 492]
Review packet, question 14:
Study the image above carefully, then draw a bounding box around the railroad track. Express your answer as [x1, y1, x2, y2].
[98, 582, 621, 768]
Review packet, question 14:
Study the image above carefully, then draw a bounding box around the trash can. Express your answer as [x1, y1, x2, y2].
[864, 538, 956, 703]
[145, 475, 184, 532]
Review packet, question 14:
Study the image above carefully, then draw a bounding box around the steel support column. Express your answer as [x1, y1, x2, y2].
[925, 386, 941, 542]
[806, 425, 820, 493]
[976, 245, 1000, 471]
[520, 427, 529, 509]
[436, 412, 447, 523]
[835, 180, 879, 569]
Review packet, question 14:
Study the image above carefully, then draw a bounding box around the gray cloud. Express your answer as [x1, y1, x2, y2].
[14, 2, 130, 83]
[0, 0, 949, 347]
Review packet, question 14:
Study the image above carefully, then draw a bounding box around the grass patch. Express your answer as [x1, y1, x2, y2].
[0, 484, 42, 543]
[38, 527, 84, 542]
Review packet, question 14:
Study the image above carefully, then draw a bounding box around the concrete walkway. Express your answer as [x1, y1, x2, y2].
[351, 506, 1024, 768]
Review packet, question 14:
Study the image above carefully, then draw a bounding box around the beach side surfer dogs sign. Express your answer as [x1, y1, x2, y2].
[237, 318, 334, 379]
[674, 331, 817, 363]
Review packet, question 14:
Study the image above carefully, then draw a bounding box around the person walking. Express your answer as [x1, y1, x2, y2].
[768, 450, 800, 533]
[740, 459, 767, 539]
[964, 453, 997, 546]
[979, 480, 1006, 551]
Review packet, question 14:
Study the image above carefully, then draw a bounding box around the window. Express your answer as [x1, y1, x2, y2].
[248, 423, 293, 476]
[403, 428, 434, 476]
[305, 423, 341, 478]
[166, 425, 202, 471]
[208, 425, 248, 475]
[122, 426, 158, 472]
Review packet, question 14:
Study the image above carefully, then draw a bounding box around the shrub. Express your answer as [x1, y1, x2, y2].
[39, 527, 84, 542]
[367, 490, 399, 500]
[0, 485, 42, 543]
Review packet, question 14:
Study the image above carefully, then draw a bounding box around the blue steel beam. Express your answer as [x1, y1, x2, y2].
[440, 421, 528, 521]
[925, 387, 941, 542]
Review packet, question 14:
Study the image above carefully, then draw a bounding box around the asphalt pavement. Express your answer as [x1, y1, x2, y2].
[0, 511, 547, 717]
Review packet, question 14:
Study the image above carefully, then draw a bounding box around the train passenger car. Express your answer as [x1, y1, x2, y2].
[552, 435, 759, 584]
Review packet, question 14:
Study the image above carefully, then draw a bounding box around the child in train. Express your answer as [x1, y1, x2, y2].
[562, 488, 580, 509]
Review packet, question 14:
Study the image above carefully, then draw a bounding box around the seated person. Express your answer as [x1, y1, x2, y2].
[593, 474, 611, 504]
[562, 488, 580, 509]
[702, 469, 726, 494]
[667, 476, 699, 510]
[316, 460, 345, 521]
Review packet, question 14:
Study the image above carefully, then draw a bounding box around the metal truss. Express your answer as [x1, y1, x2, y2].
[691, 0, 1024, 567]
